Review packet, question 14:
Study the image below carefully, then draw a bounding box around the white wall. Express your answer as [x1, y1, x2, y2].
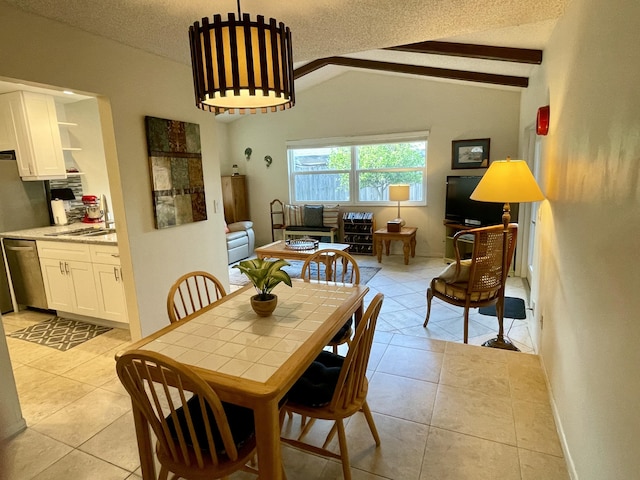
[0, 3, 230, 338]
[0, 316, 25, 441]
[521, 0, 640, 478]
[226, 72, 522, 257]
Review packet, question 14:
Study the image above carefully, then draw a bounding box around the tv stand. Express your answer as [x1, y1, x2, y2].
[443, 221, 475, 263]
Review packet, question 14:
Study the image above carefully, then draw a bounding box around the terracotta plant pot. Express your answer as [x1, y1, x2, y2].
[250, 294, 278, 317]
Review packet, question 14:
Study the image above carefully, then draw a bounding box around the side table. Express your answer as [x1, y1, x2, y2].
[374, 227, 417, 265]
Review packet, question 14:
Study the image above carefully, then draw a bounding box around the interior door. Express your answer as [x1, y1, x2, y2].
[518, 127, 541, 286]
[526, 135, 542, 286]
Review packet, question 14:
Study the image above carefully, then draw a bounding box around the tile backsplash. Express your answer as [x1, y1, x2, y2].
[49, 176, 85, 223]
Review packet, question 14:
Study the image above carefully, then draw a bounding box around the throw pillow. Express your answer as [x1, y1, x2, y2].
[304, 205, 324, 227]
[284, 204, 304, 226]
[224, 221, 230, 233]
[438, 259, 472, 284]
[322, 205, 340, 228]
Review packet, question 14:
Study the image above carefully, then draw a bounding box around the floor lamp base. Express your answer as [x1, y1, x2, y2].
[482, 337, 520, 351]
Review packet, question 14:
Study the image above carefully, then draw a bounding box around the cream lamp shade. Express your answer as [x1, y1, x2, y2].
[389, 184, 410, 226]
[470, 158, 544, 203]
[389, 184, 410, 202]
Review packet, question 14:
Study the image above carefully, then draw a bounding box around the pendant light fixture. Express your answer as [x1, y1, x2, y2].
[189, 0, 295, 114]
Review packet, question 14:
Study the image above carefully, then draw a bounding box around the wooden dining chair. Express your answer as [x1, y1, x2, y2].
[423, 224, 518, 343]
[301, 249, 361, 353]
[167, 271, 226, 323]
[282, 293, 384, 480]
[116, 349, 266, 480]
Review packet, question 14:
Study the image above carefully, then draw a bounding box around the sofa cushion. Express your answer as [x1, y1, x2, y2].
[323, 205, 340, 228]
[304, 205, 324, 227]
[285, 226, 336, 232]
[228, 221, 253, 232]
[226, 230, 249, 245]
[284, 205, 304, 226]
[438, 259, 472, 284]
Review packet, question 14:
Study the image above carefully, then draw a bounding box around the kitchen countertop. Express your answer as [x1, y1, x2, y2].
[0, 222, 117, 245]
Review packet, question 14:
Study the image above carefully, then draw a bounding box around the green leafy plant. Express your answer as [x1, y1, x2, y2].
[234, 258, 292, 300]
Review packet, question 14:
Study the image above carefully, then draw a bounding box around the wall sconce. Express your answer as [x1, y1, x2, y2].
[244, 147, 252, 160]
[536, 105, 550, 135]
[264, 155, 273, 167]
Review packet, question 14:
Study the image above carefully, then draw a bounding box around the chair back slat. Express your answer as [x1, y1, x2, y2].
[328, 293, 383, 413]
[301, 249, 361, 285]
[116, 350, 241, 471]
[167, 271, 226, 323]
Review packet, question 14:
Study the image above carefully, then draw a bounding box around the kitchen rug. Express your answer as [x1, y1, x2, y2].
[7, 316, 112, 351]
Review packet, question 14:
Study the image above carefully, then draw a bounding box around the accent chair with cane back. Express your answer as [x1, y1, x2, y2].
[423, 224, 518, 343]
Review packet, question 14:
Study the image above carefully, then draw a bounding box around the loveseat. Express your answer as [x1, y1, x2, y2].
[225, 221, 255, 264]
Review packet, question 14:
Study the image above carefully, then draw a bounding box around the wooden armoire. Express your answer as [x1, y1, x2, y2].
[221, 175, 250, 224]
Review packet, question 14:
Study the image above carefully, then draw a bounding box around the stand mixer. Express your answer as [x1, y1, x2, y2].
[81, 195, 104, 223]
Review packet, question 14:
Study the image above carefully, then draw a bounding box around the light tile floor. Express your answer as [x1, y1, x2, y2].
[0, 255, 570, 479]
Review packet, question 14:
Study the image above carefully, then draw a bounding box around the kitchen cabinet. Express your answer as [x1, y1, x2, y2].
[90, 245, 128, 324]
[0, 91, 66, 180]
[221, 175, 250, 224]
[37, 241, 99, 318]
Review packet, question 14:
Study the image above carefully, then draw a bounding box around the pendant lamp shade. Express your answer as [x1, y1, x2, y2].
[189, 12, 295, 115]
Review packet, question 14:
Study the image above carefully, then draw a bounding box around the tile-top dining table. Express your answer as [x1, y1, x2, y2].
[116, 279, 369, 480]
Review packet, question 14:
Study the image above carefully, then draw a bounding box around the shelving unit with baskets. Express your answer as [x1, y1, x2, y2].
[342, 212, 375, 255]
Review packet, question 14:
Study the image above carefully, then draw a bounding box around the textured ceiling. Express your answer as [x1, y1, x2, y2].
[4, 0, 568, 65]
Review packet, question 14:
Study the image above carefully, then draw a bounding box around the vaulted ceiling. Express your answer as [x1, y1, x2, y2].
[4, 0, 568, 92]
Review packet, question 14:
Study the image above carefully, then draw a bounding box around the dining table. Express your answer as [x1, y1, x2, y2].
[116, 279, 369, 480]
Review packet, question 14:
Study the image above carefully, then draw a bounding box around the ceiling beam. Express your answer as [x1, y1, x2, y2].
[294, 56, 529, 88]
[385, 41, 543, 64]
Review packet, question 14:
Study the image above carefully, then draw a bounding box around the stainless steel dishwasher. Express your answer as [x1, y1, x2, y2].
[3, 238, 48, 310]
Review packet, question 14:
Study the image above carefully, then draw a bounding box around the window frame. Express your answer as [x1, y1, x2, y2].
[287, 131, 428, 206]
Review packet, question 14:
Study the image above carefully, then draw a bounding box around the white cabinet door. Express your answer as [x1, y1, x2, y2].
[93, 263, 128, 323]
[67, 260, 99, 317]
[0, 95, 17, 152]
[40, 258, 73, 312]
[0, 91, 65, 180]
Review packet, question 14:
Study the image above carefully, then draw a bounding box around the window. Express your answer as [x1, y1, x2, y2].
[287, 132, 427, 205]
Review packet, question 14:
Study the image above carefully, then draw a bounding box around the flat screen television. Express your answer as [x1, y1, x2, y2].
[445, 175, 518, 227]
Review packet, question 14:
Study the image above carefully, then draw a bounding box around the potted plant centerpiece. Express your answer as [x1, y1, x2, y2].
[234, 258, 292, 316]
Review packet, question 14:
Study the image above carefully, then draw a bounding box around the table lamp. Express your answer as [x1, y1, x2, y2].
[389, 184, 410, 227]
[470, 157, 544, 350]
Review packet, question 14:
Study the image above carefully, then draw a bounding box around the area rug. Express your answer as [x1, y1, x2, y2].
[479, 297, 527, 319]
[229, 259, 381, 286]
[7, 316, 112, 351]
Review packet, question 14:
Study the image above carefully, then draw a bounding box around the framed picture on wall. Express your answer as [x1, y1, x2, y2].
[451, 138, 491, 169]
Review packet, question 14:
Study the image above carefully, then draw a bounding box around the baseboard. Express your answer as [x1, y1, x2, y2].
[55, 311, 129, 331]
[539, 355, 579, 480]
[0, 416, 26, 441]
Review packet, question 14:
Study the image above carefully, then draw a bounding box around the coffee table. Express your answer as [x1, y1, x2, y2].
[255, 240, 350, 261]
[255, 240, 351, 278]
